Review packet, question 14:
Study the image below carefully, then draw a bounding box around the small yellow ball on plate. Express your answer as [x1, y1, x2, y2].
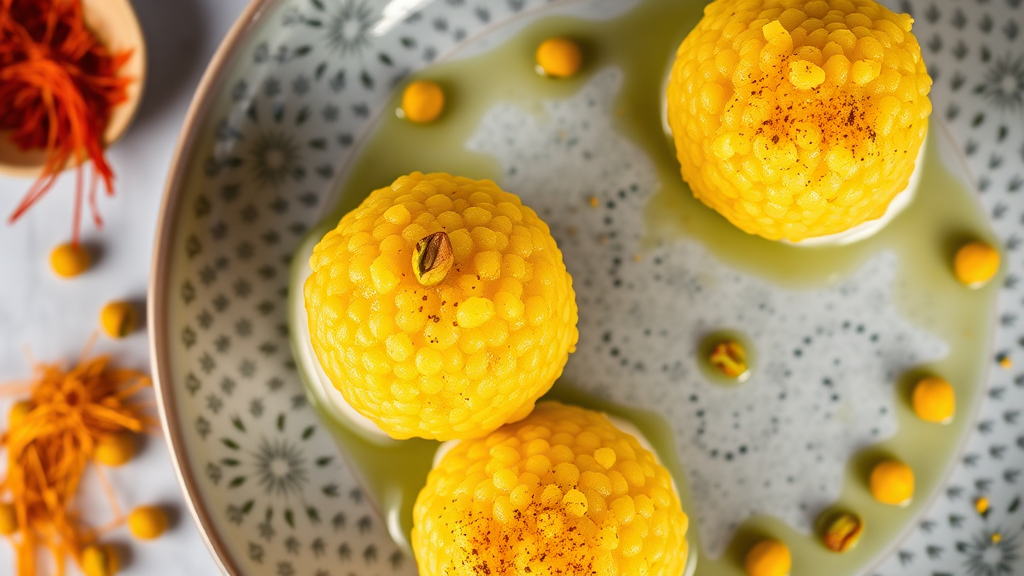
[744, 539, 791, 576]
[50, 242, 91, 278]
[100, 301, 138, 339]
[911, 376, 955, 424]
[869, 459, 914, 506]
[128, 505, 169, 540]
[536, 37, 582, 78]
[954, 241, 1000, 287]
[94, 431, 135, 467]
[401, 80, 445, 123]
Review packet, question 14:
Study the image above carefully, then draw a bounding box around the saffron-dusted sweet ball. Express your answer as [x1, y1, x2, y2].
[304, 172, 578, 441]
[666, 0, 932, 242]
[412, 402, 690, 576]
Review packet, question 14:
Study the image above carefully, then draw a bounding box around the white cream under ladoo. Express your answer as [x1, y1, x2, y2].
[292, 233, 396, 443]
[785, 132, 928, 247]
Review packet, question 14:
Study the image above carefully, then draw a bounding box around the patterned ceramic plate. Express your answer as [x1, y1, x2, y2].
[150, 0, 1024, 575]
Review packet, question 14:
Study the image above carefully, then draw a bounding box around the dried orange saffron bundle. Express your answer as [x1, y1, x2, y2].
[0, 353, 154, 576]
[0, 0, 132, 243]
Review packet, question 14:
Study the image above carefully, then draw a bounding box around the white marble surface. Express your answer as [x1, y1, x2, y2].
[0, 0, 250, 574]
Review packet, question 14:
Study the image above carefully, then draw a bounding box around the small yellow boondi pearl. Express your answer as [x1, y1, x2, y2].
[954, 241, 1000, 287]
[81, 545, 119, 576]
[8, 400, 31, 429]
[911, 376, 955, 424]
[401, 80, 445, 123]
[0, 502, 17, 536]
[789, 60, 825, 90]
[536, 38, 582, 78]
[870, 460, 914, 506]
[49, 242, 91, 278]
[456, 297, 494, 329]
[761, 20, 788, 43]
[128, 505, 169, 540]
[745, 539, 791, 576]
[100, 301, 138, 339]
[94, 432, 135, 467]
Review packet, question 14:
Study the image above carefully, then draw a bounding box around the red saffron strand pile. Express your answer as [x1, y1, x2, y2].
[0, 0, 132, 244]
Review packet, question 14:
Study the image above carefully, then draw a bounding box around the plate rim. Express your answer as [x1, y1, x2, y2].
[145, 1, 1005, 574]
[148, 1, 277, 574]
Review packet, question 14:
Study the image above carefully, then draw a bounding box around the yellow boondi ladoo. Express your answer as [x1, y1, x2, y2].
[413, 402, 690, 576]
[666, 0, 932, 242]
[304, 172, 578, 441]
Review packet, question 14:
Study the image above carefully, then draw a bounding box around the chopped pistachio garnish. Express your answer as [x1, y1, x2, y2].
[412, 232, 454, 287]
[709, 340, 748, 378]
[822, 512, 864, 553]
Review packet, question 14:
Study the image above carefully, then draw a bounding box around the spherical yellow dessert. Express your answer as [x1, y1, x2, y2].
[412, 402, 689, 576]
[667, 0, 932, 241]
[305, 173, 578, 440]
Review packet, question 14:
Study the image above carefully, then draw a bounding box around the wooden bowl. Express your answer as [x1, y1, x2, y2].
[0, 0, 147, 178]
